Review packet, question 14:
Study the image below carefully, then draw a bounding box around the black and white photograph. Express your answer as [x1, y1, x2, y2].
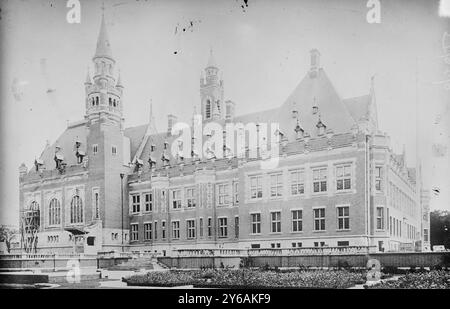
[0, 0, 449, 295]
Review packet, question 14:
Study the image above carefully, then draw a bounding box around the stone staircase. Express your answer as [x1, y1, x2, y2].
[107, 257, 155, 271]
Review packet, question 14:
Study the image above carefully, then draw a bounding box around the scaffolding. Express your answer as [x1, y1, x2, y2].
[20, 202, 40, 253]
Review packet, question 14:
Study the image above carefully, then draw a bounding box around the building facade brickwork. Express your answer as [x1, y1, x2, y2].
[17, 14, 428, 255]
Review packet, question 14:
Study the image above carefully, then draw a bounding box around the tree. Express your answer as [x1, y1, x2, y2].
[0, 225, 18, 253]
[430, 210, 450, 249]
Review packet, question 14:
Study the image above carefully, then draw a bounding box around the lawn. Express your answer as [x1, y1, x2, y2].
[123, 269, 367, 289]
[366, 270, 450, 289]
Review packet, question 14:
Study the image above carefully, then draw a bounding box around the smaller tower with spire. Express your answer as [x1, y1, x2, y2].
[200, 48, 225, 121]
[85, 10, 124, 127]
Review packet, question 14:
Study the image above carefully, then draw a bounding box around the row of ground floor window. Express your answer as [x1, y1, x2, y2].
[129, 207, 418, 243]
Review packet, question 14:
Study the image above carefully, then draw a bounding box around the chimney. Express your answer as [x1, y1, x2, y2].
[309, 49, 320, 78]
[167, 114, 177, 135]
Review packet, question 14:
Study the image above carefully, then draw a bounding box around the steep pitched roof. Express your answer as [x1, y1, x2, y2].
[37, 121, 88, 171]
[343, 95, 371, 123]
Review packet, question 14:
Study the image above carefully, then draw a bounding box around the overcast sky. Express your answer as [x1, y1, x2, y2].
[0, 0, 449, 226]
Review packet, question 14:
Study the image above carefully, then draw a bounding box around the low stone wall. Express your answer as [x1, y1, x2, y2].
[158, 252, 450, 269]
[0, 255, 97, 270]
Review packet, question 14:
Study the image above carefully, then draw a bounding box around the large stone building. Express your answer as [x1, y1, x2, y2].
[18, 14, 429, 255]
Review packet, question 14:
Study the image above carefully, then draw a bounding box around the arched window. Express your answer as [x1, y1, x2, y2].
[29, 201, 39, 211]
[205, 99, 211, 119]
[95, 96, 99, 105]
[91, 97, 95, 106]
[70, 195, 83, 224]
[109, 98, 112, 106]
[48, 198, 61, 226]
[113, 99, 116, 107]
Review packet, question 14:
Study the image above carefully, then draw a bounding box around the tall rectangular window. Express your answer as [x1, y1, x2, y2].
[376, 207, 385, 230]
[144, 223, 152, 240]
[131, 194, 140, 214]
[375, 166, 382, 191]
[270, 174, 283, 197]
[172, 190, 182, 209]
[144, 193, 152, 212]
[93, 144, 98, 155]
[207, 217, 212, 237]
[162, 221, 166, 239]
[313, 168, 327, 193]
[112, 146, 117, 156]
[185, 188, 196, 208]
[233, 182, 239, 205]
[337, 206, 350, 230]
[131, 224, 139, 241]
[218, 217, 228, 238]
[336, 165, 352, 191]
[186, 219, 196, 239]
[251, 213, 261, 234]
[389, 216, 393, 236]
[171, 221, 180, 239]
[290, 170, 305, 196]
[424, 228, 429, 242]
[92, 189, 100, 219]
[154, 221, 158, 240]
[250, 175, 263, 199]
[218, 184, 230, 206]
[234, 216, 239, 238]
[314, 208, 326, 231]
[270, 211, 281, 233]
[199, 218, 203, 237]
[291, 210, 303, 232]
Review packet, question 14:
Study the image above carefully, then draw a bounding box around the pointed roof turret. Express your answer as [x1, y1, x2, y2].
[85, 68, 92, 85]
[116, 70, 123, 88]
[94, 13, 113, 61]
[206, 48, 217, 68]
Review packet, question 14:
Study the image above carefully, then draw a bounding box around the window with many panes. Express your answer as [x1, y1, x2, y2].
[171, 221, 180, 239]
[144, 223, 152, 240]
[234, 216, 239, 238]
[162, 221, 166, 239]
[290, 170, 305, 196]
[376, 207, 384, 230]
[424, 228, 429, 242]
[218, 184, 230, 206]
[270, 211, 281, 233]
[336, 165, 351, 191]
[270, 174, 283, 197]
[251, 213, 261, 234]
[186, 219, 196, 239]
[250, 175, 263, 199]
[131, 224, 139, 241]
[131, 194, 140, 213]
[207, 217, 212, 237]
[144, 193, 152, 212]
[313, 168, 327, 193]
[375, 166, 382, 191]
[172, 190, 182, 209]
[337, 206, 350, 230]
[154, 221, 158, 239]
[291, 210, 303, 232]
[185, 188, 196, 208]
[313, 208, 326, 231]
[218, 217, 228, 238]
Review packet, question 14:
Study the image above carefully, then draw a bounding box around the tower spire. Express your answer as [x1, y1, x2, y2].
[94, 8, 113, 61]
[207, 47, 217, 68]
